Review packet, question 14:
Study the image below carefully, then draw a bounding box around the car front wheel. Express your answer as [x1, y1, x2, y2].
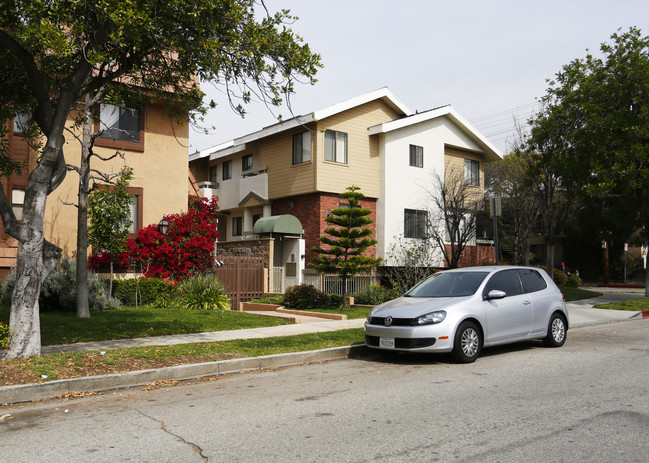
[544, 313, 567, 347]
[452, 321, 482, 363]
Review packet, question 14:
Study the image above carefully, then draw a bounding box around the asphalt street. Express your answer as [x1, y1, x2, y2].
[1, 318, 648, 462]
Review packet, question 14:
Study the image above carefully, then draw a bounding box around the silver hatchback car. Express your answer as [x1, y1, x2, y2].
[365, 266, 568, 363]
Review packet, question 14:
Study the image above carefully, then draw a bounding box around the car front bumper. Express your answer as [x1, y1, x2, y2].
[364, 321, 455, 353]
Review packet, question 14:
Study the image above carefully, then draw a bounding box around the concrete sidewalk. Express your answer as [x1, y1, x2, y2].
[2, 293, 645, 404]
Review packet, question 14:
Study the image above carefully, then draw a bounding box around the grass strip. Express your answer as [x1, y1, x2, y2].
[1, 329, 365, 386]
[594, 298, 649, 311]
[560, 286, 603, 301]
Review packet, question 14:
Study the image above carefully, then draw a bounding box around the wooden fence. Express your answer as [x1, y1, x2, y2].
[212, 256, 266, 309]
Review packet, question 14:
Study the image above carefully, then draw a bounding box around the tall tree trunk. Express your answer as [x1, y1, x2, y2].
[546, 242, 555, 279]
[4, 150, 63, 359]
[602, 243, 610, 285]
[76, 95, 93, 318]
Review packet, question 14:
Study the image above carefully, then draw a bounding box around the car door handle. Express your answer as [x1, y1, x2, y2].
[523, 300, 531, 305]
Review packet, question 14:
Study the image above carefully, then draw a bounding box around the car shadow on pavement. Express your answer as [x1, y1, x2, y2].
[350, 342, 541, 365]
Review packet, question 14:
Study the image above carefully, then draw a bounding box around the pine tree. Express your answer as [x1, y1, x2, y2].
[310, 186, 382, 310]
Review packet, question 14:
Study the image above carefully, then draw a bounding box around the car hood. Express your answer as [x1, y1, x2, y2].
[371, 296, 470, 318]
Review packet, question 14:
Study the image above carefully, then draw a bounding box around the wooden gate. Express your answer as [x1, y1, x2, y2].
[212, 256, 265, 309]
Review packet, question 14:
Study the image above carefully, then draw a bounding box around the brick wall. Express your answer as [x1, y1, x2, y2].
[273, 192, 378, 265]
[443, 244, 496, 268]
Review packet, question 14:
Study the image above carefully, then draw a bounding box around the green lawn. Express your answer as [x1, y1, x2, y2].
[0, 306, 291, 346]
[560, 286, 602, 301]
[594, 298, 649, 311]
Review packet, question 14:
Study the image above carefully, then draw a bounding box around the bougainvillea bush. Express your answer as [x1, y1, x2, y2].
[91, 196, 220, 281]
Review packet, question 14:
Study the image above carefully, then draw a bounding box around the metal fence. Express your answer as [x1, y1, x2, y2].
[271, 266, 284, 294]
[301, 270, 378, 296]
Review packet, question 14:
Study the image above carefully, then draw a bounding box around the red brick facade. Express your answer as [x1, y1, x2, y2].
[443, 244, 496, 268]
[272, 192, 378, 265]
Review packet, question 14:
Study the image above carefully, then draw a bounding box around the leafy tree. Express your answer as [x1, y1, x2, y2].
[423, 166, 483, 269]
[0, 0, 320, 359]
[528, 27, 649, 286]
[88, 168, 134, 300]
[310, 186, 382, 310]
[485, 149, 540, 266]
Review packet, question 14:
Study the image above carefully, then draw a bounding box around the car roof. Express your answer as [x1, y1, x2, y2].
[442, 266, 543, 274]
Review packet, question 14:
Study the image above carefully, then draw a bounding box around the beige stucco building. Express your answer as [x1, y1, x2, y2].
[1, 100, 191, 275]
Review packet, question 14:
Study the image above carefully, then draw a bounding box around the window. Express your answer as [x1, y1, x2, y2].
[292, 131, 311, 164]
[484, 269, 523, 297]
[409, 144, 423, 168]
[518, 268, 548, 293]
[324, 130, 347, 164]
[232, 217, 242, 236]
[222, 160, 232, 180]
[242, 154, 253, 172]
[126, 188, 143, 236]
[404, 209, 427, 239]
[13, 112, 28, 134]
[209, 165, 218, 183]
[11, 188, 25, 222]
[252, 214, 262, 226]
[464, 159, 480, 186]
[99, 103, 141, 142]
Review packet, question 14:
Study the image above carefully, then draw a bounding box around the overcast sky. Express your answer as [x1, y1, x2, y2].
[189, 0, 649, 155]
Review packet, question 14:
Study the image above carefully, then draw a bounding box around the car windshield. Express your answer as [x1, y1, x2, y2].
[406, 271, 489, 297]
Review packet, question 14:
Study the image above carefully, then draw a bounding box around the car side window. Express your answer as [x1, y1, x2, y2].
[484, 270, 523, 297]
[518, 268, 548, 293]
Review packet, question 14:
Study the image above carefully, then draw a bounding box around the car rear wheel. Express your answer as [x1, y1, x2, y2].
[452, 321, 482, 363]
[544, 313, 567, 347]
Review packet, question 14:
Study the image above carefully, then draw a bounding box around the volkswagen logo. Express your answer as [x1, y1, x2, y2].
[384, 316, 393, 326]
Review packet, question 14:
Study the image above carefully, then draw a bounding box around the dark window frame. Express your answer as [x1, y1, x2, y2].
[222, 160, 232, 180]
[242, 154, 253, 172]
[409, 144, 423, 168]
[292, 131, 312, 165]
[232, 216, 243, 236]
[95, 103, 145, 152]
[404, 208, 428, 239]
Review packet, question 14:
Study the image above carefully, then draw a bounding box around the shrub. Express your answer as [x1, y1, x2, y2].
[119, 196, 220, 280]
[180, 274, 230, 310]
[113, 277, 177, 306]
[0, 321, 11, 350]
[565, 273, 582, 288]
[352, 284, 399, 305]
[553, 270, 568, 287]
[283, 284, 330, 310]
[2, 260, 121, 312]
[249, 295, 285, 305]
[326, 293, 344, 308]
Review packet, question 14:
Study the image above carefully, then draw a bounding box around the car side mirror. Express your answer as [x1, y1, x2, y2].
[485, 289, 507, 301]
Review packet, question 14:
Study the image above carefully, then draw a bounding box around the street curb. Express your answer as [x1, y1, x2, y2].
[0, 344, 368, 405]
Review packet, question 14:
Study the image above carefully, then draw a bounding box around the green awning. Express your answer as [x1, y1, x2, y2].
[253, 214, 304, 235]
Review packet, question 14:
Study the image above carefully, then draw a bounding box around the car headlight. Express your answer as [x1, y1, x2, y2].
[416, 310, 446, 325]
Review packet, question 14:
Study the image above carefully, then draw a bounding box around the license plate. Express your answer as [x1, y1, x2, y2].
[379, 337, 395, 348]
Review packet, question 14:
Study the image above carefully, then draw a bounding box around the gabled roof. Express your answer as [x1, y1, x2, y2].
[368, 105, 504, 161]
[190, 87, 411, 162]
